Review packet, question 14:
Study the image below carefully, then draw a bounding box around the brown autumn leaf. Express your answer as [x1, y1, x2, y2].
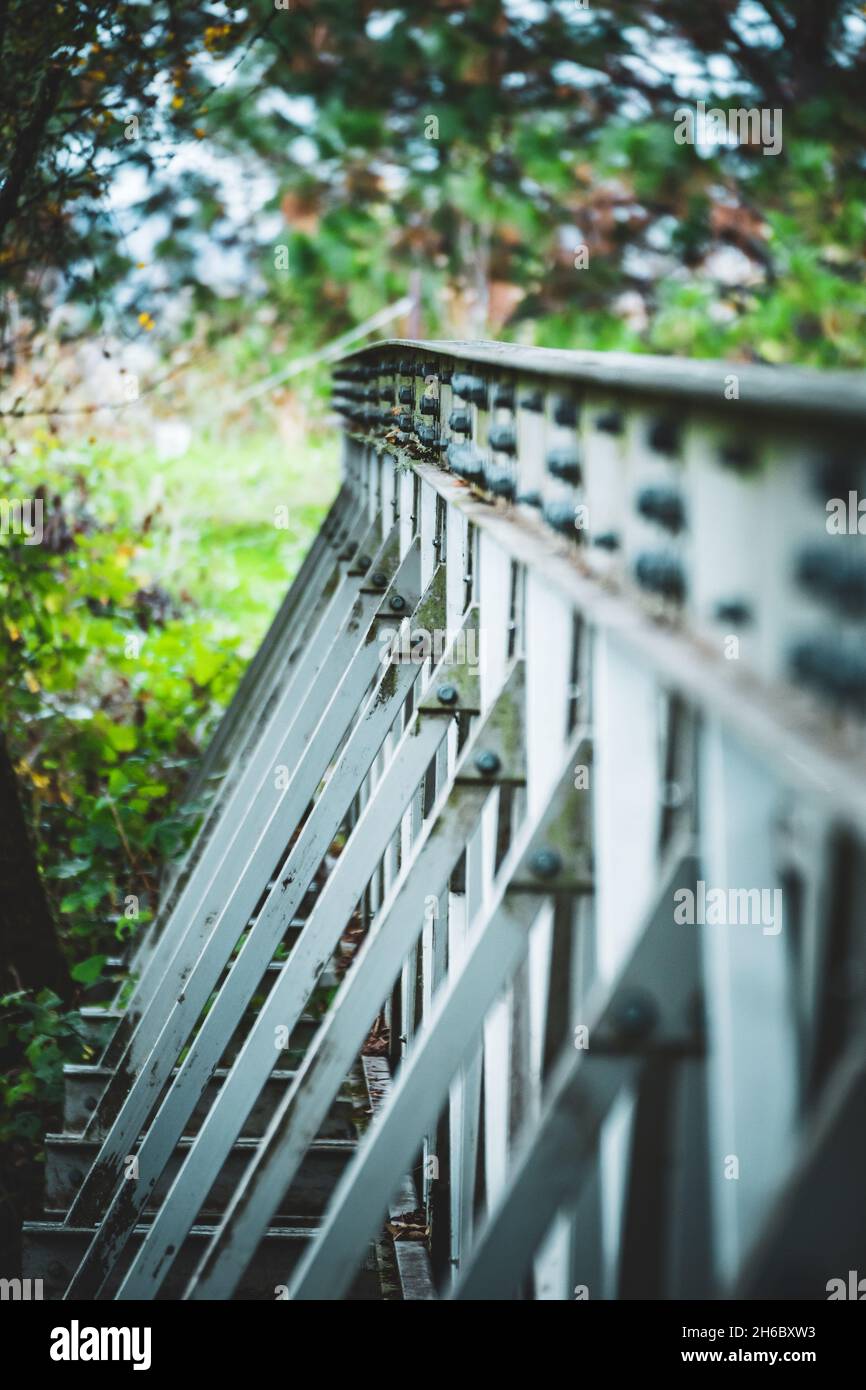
[281, 189, 322, 235]
[710, 200, 767, 244]
[386, 1223, 430, 1242]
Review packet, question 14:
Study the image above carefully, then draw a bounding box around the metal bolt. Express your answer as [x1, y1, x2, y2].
[547, 449, 582, 485]
[714, 600, 752, 625]
[451, 373, 487, 407]
[635, 553, 686, 602]
[484, 462, 516, 499]
[797, 548, 866, 616]
[529, 848, 562, 880]
[474, 750, 501, 777]
[489, 424, 517, 454]
[647, 418, 680, 455]
[544, 501, 582, 537]
[611, 990, 658, 1040]
[370, 570, 388, 588]
[790, 638, 866, 705]
[636, 485, 685, 533]
[719, 441, 757, 473]
[389, 594, 406, 613]
[357, 554, 372, 569]
[437, 683, 458, 706]
[594, 531, 620, 551]
[446, 441, 484, 481]
[553, 396, 579, 427]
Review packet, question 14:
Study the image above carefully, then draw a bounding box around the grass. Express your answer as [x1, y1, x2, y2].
[65, 415, 340, 659]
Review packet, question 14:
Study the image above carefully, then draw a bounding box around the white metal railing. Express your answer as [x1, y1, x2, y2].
[27, 338, 866, 1301]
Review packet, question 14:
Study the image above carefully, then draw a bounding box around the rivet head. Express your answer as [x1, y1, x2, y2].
[553, 396, 579, 427]
[451, 373, 487, 407]
[790, 638, 866, 704]
[357, 554, 372, 569]
[529, 848, 562, 880]
[370, 570, 388, 588]
[474, 750, 501, 777]
[594, 410, 623, 435]
[544, 501, 582, 537]
[437, 683, 458, 706]
[611, 990, 658, 1040]
[714, 600, 752, 625]
[594, 531, 620, 551]
[488, 424, 517, 454]
[647, 418, 680, 455]
[389, 593, 406, 612]
[719, 441, 757, 473]
[636, 485, 685, 533]
[635, 552, 686, 601]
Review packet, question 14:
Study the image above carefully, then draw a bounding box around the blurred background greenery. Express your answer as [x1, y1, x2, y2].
[1, 0, 864, 1228]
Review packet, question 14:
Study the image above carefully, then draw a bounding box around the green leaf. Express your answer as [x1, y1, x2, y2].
[105, 723, 137, 752]
[45, 856, 91, 880]
[191, 645, 223, 686]
[70, 955, 107, 986]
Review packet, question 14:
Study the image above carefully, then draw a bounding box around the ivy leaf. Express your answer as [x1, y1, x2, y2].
[45, 856, 91, 880]
[70, 955, 107, 986]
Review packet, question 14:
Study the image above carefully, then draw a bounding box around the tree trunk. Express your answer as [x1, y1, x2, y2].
[0, 727, 68, 1000]
[0, 64, 65, 244]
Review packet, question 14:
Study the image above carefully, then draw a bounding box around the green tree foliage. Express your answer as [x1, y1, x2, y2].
[3, 1, 866, 384]
[0, 435, 244, 1150]
[0, 2, 251, 332]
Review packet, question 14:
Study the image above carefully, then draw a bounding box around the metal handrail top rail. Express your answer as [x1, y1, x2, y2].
[341, 338, 866, 425]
